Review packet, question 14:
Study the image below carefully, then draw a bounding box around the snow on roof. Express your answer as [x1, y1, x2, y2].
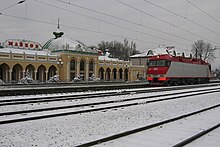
[98, 51, 123, 62]
[130, 48, 169, 58]
[131, 47, 191, 58]
[150, 47, 170, 55]
[130, 52, 149, 58]
[0, 47, 56, 56]
[45, 37, 80, 51]
[43, 37, 99, 54]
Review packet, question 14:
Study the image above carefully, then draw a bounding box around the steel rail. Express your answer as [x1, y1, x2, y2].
[0, 88, 219, 125]
[0, 88, 220, 116]
[0, 81, 219, 96]
[173, 123, 220, 147]
[0, 83, 219, 106]
[75, 104, 220, 147]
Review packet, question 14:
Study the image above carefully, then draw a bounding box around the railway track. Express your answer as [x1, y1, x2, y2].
[1, 83, 220, 106]
[1, 84, 220, 146]
[0, 85, 220, 125]
[0, 81, 219, 96]
[76, 104, 220, 147]
[0, 82, 148, 96]
[173, 123, 220, 147]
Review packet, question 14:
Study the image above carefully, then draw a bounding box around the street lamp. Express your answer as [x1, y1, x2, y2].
[56, 58, 63, 81]
[57, 58, 63, 66]
[124, 63, 129, 82]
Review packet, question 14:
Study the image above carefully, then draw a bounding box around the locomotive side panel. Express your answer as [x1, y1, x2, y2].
[166, 62, 209, 78]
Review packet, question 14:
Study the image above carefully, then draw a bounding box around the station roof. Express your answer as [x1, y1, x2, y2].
[0, 47, 56, 57]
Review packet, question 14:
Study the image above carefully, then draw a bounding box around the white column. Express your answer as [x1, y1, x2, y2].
[45, 71, 48, 81]
[86, 62, 89, 80]
[110, 71, 112, 80]
[18, 69, 21, 80]
[9, 70, 12, 82]
[94, 63, 97, 77]
[5, 70, 8, 82]
[22, 70, 25, 78]
[103, 72, 106, 80]
[77, 62, 80, 77]
[34, 70, 37, 81]
[122, 71, 124, 81]
[129, 69, 132, 82]
[116, 71, 119, 80]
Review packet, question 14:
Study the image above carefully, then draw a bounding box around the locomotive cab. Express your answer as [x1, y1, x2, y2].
[147, 58, 171, 85]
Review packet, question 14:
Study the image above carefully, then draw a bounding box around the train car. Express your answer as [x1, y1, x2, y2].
[147, 54, 211, 85]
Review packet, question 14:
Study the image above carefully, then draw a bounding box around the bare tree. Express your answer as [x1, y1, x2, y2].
[97, 39, 140, 60]
[191, 40, 215, 62]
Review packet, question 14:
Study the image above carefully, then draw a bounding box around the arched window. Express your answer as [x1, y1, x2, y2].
[12, 64, 23, 82]
[70, 59, 76, 70]
[48, 65, 57, 79]
[0, 63, 10, 82]
[89, 60, 94, 77]
[70, 59, 76, 80]
[80, 60, 85, 71]
[119, 68, 123, 80]
[89, 60, 94, 71]
[80, 59, 85, 80]
[106, 68, 111, 81]
[37, 65, 46, 82]
[99, 68, 104, 80]
[26, 64, 35, 79]
[113, 68, 117, 80]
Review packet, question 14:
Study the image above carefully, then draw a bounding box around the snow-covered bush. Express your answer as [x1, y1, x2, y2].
[0, 79, 5, 85]
[71, 75, 83, 82]
[18, 71, 35, 84]
[47, 75, 60, 83]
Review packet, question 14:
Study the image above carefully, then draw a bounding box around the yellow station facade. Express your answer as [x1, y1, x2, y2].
[0, 28, 146, 83]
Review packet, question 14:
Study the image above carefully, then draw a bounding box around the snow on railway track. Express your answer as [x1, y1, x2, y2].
[0, 85, 220, 146]
[0, 86, 220, 124]
[92, 106, 220, 147]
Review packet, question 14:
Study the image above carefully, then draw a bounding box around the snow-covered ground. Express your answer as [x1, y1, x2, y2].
[0, 86, 219, 121]
[0, 86, 220, 146]
[96, 107, 220, 147]
[186, 126, 220, 147]
[1, 86, 219, 113]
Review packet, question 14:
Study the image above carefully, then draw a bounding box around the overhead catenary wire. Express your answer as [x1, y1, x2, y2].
[1, 1, 217, 50]
[33, 0, 189, 47]
[0, 0, 26, 12]
[187, 0, 220, 24]
[114, 0, 220, 46]
[56, 0, 194, 44]
[143, 0, 220, 34]
[0, 13, 162, 46]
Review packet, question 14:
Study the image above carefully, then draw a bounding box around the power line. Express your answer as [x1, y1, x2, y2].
[0, 0, 26, 12]
[0, 13, 162, 46]
[34, 0, 189, 47]
[57, 0, 194, 44]
[187, 0, 220, 24]
[143, 0, 220, 33]
[114, 0, 220, 45]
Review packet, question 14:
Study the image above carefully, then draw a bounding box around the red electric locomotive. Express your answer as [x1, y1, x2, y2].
[147, 53, 211, 86]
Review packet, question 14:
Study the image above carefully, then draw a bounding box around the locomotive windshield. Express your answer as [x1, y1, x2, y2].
[148, 60, 170, 67]
[157, 60, 166, 66]
[148, 60, 157, 66]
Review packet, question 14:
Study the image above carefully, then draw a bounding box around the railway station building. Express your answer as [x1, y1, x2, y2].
[0, 27, 145, 83]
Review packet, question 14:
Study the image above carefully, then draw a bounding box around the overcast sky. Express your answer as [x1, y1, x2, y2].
[0, 0, 220, 68]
